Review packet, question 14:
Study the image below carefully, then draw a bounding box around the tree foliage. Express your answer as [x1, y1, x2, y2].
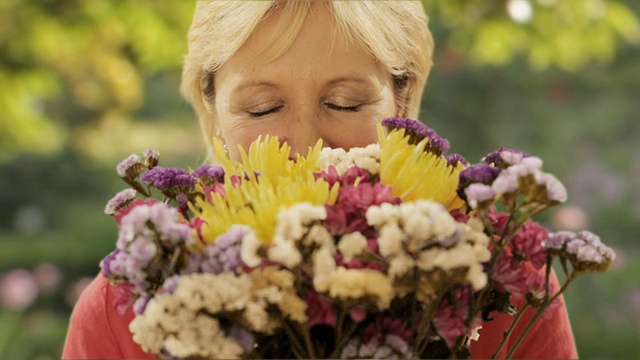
[0, 0, 196, 161]
[422, 0, 640, 69]
[0, 0, 638, 161]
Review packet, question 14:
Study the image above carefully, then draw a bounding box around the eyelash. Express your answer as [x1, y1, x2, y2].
[324, 103, 361, 112]
[248, 106, 283, 118]
[247, 103, 362, 118]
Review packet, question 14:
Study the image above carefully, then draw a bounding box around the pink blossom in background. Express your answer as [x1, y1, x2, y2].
[0, 269, 39, 311]
[33, 262, 63, 294]
[551, 205, 589, 231]
[64, 276, 93, 307]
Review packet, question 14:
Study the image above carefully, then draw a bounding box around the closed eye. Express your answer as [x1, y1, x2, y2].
[248, 105, 283, 118]
[325, 103, 361, 112]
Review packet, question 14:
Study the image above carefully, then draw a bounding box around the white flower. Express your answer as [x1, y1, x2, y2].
[276, 203, 325, 242]
[268, 237, 302, 268]
[377, 223, 405, 257]
[317, 147, 347, 171]
[240, 230, 263, 267]
[365, 202, 398, 227]
[337, 231, 368, 262]
[387, 251, 415, 280]
[312, 245, 337, 278]
[314, 267, 394, 310]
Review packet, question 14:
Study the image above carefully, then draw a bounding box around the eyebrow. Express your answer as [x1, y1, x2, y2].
[231, 80, 279, 95]
[231, 76, 375, 95]
[325, 76, 372, 87]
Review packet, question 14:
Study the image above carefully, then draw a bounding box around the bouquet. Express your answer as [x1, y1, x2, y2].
[101, 117, 615, 359]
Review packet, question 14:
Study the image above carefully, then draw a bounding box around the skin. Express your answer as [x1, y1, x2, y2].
[213, 3, 399, 161]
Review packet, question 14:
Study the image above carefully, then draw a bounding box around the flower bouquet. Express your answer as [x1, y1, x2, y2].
[102, 118, 615, 359]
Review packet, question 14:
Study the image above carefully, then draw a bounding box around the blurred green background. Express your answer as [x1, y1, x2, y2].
[1, 1, 639, 359]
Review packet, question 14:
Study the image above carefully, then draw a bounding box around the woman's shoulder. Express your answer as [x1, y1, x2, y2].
[469, 270, 578, 359]
[62, 273, 153, 359]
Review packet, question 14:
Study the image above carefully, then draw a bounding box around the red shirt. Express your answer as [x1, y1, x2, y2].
[63, 273, 577, 359]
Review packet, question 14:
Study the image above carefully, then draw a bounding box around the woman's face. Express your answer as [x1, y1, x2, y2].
[213, 4, 398, 160]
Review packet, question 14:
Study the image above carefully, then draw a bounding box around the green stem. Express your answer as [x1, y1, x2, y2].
[490, 303, 530, 358]
[283, 322, 308, 359]
[416, 291, 447, 355]
[505, 274, 577, 359]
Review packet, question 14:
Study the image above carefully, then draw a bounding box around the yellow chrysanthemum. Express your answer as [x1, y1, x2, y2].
[193, 137, 338, 244]
[377, 123, 465, 211]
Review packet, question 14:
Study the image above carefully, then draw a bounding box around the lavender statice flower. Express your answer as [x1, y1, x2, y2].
[100, 249, 121, 277]
[109, 203, 193, 289]
[341, 334, 413, 359]
[483, 147, 531, 168]
[104, 189, 137, 215]
[192, 165, 225, 186]
[543, 230, 615, 272]
[143, 149, 159, 169]
[117, 154, 145, 179]
[141, 167, 196, 199]
[183, 225, 248, 275]
[457, 164, 501, 207]
[464, 183, 496, 209]
[491, 157, 543, 195]
[536, 172, 568, 203]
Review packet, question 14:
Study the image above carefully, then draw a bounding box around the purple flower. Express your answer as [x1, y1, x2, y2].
[543, 230, 615, 269]
[228, 325, 255, 352]
[116, 154, 144, 179]
[143, 149, 159, 169]
[483, 147, 531, 168]
[459, 164, 501, 187]
[100, 249, 121, 277]
[104, 189, 137, 215]
[542, 231, 575, 250]
[116, 203, 193, 249]
[381, 117, 450, 155]
[382, 117, 436, 139]
[141, 167, 196, 190]
[183, 225, 248, 275]
[133, 293, 151, 314]
[446, 154, 467, 167]
[426, 136, 450, 156]
[192, 165, 225, 186]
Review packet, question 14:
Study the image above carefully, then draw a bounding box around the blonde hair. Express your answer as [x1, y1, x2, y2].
[181, 1, 434, 156]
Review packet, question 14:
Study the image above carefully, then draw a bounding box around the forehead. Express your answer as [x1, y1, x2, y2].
[215, 3, 388, 88]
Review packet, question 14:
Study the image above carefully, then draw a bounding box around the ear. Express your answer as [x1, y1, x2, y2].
[215, 128, 227, 146]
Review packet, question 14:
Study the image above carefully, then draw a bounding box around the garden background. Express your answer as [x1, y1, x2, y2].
[1, 1, 639, 359]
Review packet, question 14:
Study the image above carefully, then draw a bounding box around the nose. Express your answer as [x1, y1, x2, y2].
[281, 110, 326, 157]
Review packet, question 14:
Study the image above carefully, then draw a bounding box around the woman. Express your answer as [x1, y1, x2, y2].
[63, 2, 577, 358]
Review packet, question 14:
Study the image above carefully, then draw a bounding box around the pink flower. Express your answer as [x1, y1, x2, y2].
[325, 182, 400, 236]
[492, 249, 530, 299]
[432, 287, 482, 348]
[335, 253, 382, 271]
[112, 282, 137, 315]
[0, 269, 39, 311]
[361, 316, 413, 344]
[189, 217, 208, 245]
[510, 220, 548, 269]
[306, 289, 336, 327]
